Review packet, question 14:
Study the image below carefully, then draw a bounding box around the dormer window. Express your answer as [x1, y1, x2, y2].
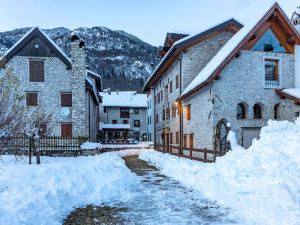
[264, 58, 281, 88]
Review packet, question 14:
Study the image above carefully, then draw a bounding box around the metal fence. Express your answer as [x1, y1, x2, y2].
[155, 144, 224, 163]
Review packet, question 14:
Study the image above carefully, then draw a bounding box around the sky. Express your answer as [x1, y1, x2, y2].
[0, 0, 298, 46]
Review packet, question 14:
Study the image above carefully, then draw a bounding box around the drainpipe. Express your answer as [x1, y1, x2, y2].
[175, 55, 183, 152]
[153, 87, 156, 147]
[88, 94, 91, 141]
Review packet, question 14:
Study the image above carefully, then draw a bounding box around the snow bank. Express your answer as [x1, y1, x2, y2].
[140, 119, 300, 225]
[0, 152, 140, 225]
[81, 141, 153, 149]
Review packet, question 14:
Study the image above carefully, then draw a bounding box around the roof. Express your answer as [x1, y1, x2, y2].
[180, 2, 300, 99]
[86, 69, 103, 91]
[143, 18, 243, 92]
[86, 75, 101, 105]
[3, 27, 72, 69]
[100, 123, 130, 130]
[276, 89, 300, 105]
[100, 91, 147, 108]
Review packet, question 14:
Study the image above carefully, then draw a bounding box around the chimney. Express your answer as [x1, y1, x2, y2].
[70, 34, 88, 137]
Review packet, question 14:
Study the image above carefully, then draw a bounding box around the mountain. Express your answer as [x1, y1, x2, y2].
[0, 26, 158, 92]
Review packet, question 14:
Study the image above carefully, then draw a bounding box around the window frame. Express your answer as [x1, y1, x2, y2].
[60, 92, 72, 107]
[120, 107, 130, 118]
[60, 123, 72, 137]
[189, 133, 194, 148]
[134, 120, 140, 127]
[26, 92, 39, 107]
[186, 105, 191, 121]
[28, 59, 45, 83]
[263, 57, 282, 89]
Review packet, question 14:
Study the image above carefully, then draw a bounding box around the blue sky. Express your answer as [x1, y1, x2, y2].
[0, 0, 298, 46]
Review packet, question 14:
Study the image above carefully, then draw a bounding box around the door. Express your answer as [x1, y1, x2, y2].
[215, 120, 229, 154]
[242, 128, 261, 149]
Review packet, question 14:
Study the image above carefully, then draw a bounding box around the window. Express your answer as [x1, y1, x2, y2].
[252, 29, 286, 53]
[29, 60, 44, 82]
[295, 112, 300, 118]
[134, 120, 140, 127]
[35, 123, 47, 137]
[172, 103, 177, 118]
[183, 135, 187, 148]
[120, 108, 130, 118]
[237, 103, 246, 119]
[176, 132, 179, 144]
[60, 93, 72, 107]
[186, 105, 191, 121]
[163, 109, 165, 121]
[274, 103, 280, 120]
[176, 75, 179, 89]
[253, 103, 262, 119]
[160, 90, 163, 102]
[61, 123, 72, 137]
[166, 107, 170, 120]
[265, 59, 279, 87]
[156, 114, 159, 123]
[149, 115, 151, 124]
[170, 132, 173, 144]
[189, 134, 194, 148]
[134, 108, 139, 114]
[170, 81, 173, 94]
[104, 106, 107, 113]
[26, 92, 38, 107]
[112, 120, 117, 124]
[123, 120, 128, 124]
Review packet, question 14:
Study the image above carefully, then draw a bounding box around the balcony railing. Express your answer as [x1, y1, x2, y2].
[265, 79, 280, 88]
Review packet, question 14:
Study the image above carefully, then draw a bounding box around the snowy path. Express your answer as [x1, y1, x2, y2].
[114, 156, 238, 225]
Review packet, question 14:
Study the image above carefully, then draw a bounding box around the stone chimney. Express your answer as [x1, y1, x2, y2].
[70, 34, 88, 137]
[292, 9, 300, 88]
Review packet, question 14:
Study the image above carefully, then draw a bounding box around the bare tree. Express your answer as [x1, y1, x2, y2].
[0, 59, 25, 137]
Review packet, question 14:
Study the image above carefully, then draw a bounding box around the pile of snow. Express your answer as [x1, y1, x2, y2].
[81, 141, 154, 150]
[0, 150, 142, 225]
[140, 119, 300, 225]
[283, 88, 300, 99]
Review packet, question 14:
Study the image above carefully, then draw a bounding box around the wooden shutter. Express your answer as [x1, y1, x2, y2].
[189, 134, 194, 148]
[170, 81, 173, 93]
[29, 60, 44, 82]
[61, 123, 72, 137]
[26, 92, 38, 106]
[176, 132, 179, 144]
[170, 132, 173, 144]
[187, 105, 191, 120]
[183, 135, 187, 148]
[61, 93, 72, 107]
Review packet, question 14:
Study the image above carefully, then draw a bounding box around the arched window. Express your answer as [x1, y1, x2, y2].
[237, 103, 247, 119]
[253, 103, 262, 119]
[274, 103, 280, 120]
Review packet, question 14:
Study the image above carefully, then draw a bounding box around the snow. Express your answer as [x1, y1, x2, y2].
[140, 118, 300, 225]
[181, 2, 278, 96]
[0, 149, 148, 225]
[282, 88, 300, 99]
[100, 91, 147, 107]
[99, 123, 130, 130]
[80, 141, 154, 149]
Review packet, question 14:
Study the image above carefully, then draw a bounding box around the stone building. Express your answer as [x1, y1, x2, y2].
[99, 91, 147, 143]
[143, 3, 300, 156]
[0, 27, 102, 141]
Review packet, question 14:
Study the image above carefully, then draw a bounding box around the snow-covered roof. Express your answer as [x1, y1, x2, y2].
[143, 18, 243, 92]
[100, 123, 130, 130]
[181, 2, 300, 98]
[100, 91, 147, 107]
[3, 27, 72, 68]
[282, 89, 300, 99]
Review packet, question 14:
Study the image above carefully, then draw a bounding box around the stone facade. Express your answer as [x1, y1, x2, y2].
[153, 31, 234, 146]
[0, 29, 101, 140]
